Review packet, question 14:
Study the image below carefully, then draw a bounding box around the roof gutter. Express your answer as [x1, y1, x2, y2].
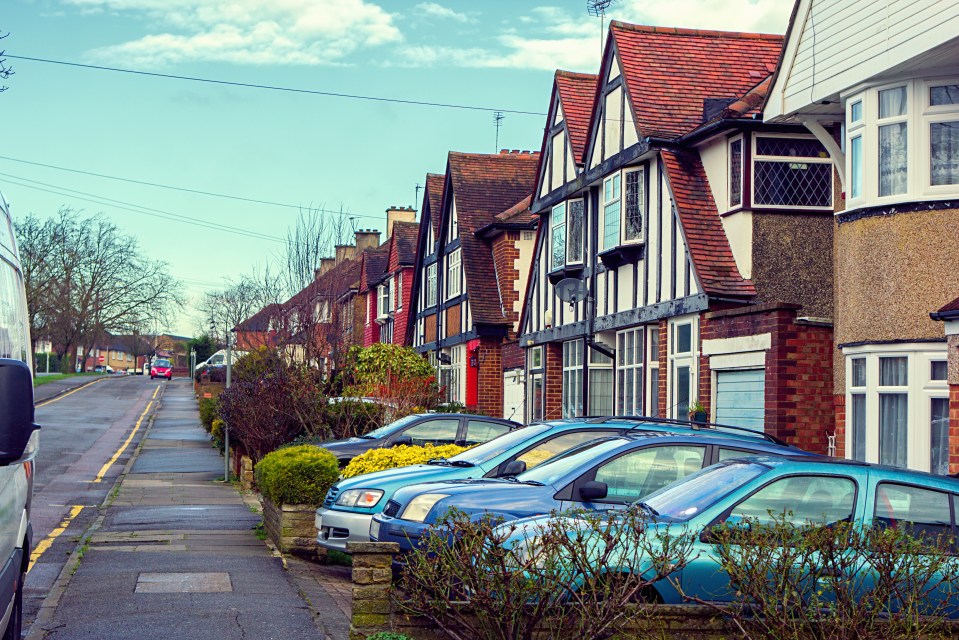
[474, 220, 537, 239]
[931, 308, 959, 322]
[645, 115, 772, 149]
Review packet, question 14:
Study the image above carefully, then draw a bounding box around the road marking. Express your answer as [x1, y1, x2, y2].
[152, 384, 160, 399]
[29, 505, 85, 571]
[92, 395, 155, 483]
[35, 378, 104, 408]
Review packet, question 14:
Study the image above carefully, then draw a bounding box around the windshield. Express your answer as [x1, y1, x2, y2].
[361, 414, 422, 439]
[153, 359, 171, 367]
[448, 423, 551, 465]
[642, 461, 769, 521]
[516, 438, 628, 487]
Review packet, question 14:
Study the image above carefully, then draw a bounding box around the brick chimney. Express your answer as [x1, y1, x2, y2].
[386, 206, 416, 238]
[355, 229, 381, 253]
[317, 258, 336, 279]
[335, 244, 356, 264]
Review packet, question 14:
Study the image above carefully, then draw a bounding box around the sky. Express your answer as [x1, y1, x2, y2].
[1, 0, 793, 337]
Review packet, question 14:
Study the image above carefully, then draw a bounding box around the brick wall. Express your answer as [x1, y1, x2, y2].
[363, 292, 379, 347]
[501, 340, 524, 370]
[491, 231, 522, 338]
[544, 342, 564, 420]
[951, 385, 959, 474]
[703, 303, 834, 454]
[834, 394, 846, 459]
[658, 320, 668, 418]
[392, 266, 415, 345]
[476, 337, 504, 417]
[698, 314, 712, 418]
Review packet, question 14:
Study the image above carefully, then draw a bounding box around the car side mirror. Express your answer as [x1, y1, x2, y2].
[500, 460, 526, 477]
[579, 480, 608, 502]
[0, 360, 40, 464]
[392, 435, 413, 447]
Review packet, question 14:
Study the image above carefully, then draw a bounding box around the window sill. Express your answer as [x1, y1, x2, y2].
[547, 264, 585, 285]
[598, 243, 644, 268]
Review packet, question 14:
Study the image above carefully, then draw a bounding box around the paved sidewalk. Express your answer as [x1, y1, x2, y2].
[29, 379, 353, 640]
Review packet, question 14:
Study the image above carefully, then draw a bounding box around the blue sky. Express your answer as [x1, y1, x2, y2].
[1, 0, 792, 336]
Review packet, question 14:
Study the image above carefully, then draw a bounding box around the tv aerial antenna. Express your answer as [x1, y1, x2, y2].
[586, 0, 620, 55]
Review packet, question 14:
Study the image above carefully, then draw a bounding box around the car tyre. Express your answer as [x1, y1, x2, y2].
[2, 569, 24, 640]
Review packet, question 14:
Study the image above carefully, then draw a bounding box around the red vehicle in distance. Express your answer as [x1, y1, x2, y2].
[150, 358, 173, 380]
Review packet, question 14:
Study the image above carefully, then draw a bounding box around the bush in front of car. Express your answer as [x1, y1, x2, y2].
[692, 514, 959, 640]
[341, 443, 471, 479]
[399, 507, 694, 640]
[255, 445, 340, 506]
[322, 399, 387, 440]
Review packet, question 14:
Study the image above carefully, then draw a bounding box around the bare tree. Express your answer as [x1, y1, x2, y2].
[279, 205, 352, 296]
[0, 31, 14, 92]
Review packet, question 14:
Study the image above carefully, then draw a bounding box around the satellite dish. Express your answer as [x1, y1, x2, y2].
[556, 278, 589, 304]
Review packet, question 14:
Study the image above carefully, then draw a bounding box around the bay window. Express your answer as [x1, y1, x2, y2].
[623, 167, 645, 243]
[878, 86, 908, 196]
[550, 200, 585, 270]
[843, 345, 949, 472]
[729, 137, 743, 208]
[600, 166, 645, 252]
[551, 203, 566, 271]
[752, 134, 833, 209]
[602, 174, 621, 250]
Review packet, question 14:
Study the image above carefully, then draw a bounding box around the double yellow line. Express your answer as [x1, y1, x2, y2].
[92, 384, 160, 483]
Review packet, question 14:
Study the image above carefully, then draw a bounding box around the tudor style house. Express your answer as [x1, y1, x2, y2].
[764, 0, 959, 472]
[520, 23, 838, 452]
[358, 208, 418, 346]
[408, 152, 539, 419]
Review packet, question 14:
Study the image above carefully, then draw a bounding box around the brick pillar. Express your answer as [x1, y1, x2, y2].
[476, 337, 503, 417]
[544, 342, 563, 420]
[346, 541, 398, 639]
[658, 320, 668, 418]
[697, 314, 711, 420]
[950, 385, 959, 474]
[834, 394, 846, 459]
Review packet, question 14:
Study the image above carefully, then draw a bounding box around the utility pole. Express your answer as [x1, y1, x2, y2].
[224, 330, 232, 483]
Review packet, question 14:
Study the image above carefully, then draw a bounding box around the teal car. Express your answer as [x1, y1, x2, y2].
[500, 456, 959, 610]
[315, 417, 791, 552]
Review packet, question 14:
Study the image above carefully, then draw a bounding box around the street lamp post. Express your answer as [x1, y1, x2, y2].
[223, 331, 232, 483]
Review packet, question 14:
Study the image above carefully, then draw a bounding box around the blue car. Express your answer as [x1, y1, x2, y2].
[370, 429, 815, 552]
[500, 456, 959, 610]
[316, 417, 765, 552]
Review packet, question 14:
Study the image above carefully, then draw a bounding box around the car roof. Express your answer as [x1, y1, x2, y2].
[729, 455, 959, 488]
[531, 416, 795, 448]
[413, 413, 520, 425]
[608, 431, 815, 455]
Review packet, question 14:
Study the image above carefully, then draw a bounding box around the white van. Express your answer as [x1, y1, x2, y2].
[0, 191, 39, 639]
[194, 349, 248, 372]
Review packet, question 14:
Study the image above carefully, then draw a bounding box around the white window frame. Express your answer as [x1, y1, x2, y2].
[844, 77, 959, 210]
[395, 272, 403, 310]
[446, 249, 462, 300]
[728, 135, 744, 209]
[527, 345, 545, 423]
[589, 345, 614, 417]
[622, 166, 645, 244]
[440, 345, 465, 404]
[562, 340, 584, 419]
[377, 283, 390, 320]
[601, 173, 621, 251]
[550, 202, 567, 271]
[750, 133, 834, 211]
[566, 199, 584, 265]
[425, 263, 437, 308]
[843, 343, 949, 472]
[447, 204, 459, 245]
[667, 316, 698, 420]
[616, 327, 644, 416]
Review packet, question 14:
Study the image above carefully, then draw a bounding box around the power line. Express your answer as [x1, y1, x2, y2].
[0, 154, 383, 222]
[6, 54, 546, 117]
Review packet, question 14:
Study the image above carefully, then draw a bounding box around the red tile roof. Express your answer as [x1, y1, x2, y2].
[494, 195, 534, 225]
[555, 70, 598, 163]
[661, 149, 755, 298]
[448, 151, 539, 324]
[234, 303, 281, 332]
[359, 244, 390, 294]
[609, 22, 783, 139]
[391, 221, 419, 266]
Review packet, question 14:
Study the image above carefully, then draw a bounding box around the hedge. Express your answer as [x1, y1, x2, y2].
[341, 443, 471, 479]
[255, 445, 340, 505]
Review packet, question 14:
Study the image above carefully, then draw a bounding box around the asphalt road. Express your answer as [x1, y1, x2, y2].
[25, 375, 166, 636]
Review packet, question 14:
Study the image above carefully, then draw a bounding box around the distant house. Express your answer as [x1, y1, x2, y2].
[409, 151, 539, 419]
[764, 0, 959, 471]
[359, 208, 418, 346]
[233, 303, 282, 351]
[519, 22, 836, 452]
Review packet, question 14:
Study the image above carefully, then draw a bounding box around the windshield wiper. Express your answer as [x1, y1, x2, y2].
[450, 460, 475, 467]
[520, 479, 545, 486]
[358, 435, 377, 439]
[636, 502, 660, 517]
[427, 458, 451, 466]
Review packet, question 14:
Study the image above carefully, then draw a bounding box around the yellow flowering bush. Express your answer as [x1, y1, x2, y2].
[342, 444, 472, 479]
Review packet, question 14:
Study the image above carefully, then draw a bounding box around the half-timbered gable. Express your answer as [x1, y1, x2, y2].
[410, 151, 538, 416]
[520, 21, 836, 453]
[409, 173, 445, 350]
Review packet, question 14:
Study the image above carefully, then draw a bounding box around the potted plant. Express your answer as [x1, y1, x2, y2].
[688, 400, 708, 424]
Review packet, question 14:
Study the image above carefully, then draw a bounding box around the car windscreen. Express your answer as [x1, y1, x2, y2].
[153, 359, 171, 367]
[449, 423, 550, 465]
[360, 414, 422, 439]
[641, 460, 770, 521]
[516, 437, 629, 487]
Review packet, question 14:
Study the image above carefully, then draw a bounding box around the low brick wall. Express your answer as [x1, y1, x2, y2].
[262, 497, 325, 561]
[344, 543, 731, 640]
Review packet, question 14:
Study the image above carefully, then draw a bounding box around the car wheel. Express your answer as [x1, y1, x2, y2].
[2, 570, 23, 640]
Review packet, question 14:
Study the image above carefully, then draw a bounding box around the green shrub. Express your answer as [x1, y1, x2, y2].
[210, 418, 225, 448]
[199, 397, 218, 431]
[342, 443, 471, 479]
[255, 445, 339, 505]
[366, 633, 413, 640]
[323, 399, 387, 439]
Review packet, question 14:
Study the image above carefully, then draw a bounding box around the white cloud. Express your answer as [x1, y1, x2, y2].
[414, 2, 469, 23]
[67, 0, 402, 66]
[390, 0, 791, 71]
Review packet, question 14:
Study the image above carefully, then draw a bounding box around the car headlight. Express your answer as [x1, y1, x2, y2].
[335, 489, 384, 508]
[400, 493, 450, 523]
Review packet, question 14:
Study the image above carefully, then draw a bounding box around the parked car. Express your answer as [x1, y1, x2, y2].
[370, 427, 815, 553]
[499, 456, 959, 610]
[318, 418, 684, 552]
[0, 190, 40, 638]
[150, 358, 173, 380]
[316, 413, 522, 468]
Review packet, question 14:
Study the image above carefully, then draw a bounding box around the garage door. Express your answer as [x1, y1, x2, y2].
[715, 369, 765, 432]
